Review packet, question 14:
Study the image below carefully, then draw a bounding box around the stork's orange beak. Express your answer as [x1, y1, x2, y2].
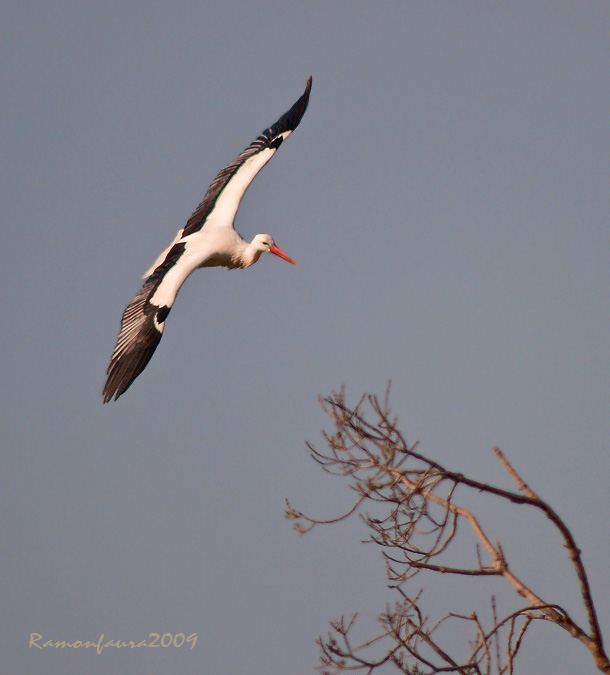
[269, 244, 297, 266]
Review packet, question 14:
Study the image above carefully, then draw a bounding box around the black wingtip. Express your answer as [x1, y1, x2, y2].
[269, 76, 313, 137]
[102, 337, 160, 403]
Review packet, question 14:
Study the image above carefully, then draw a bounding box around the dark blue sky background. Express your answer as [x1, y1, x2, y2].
[3, 3, 609, 673]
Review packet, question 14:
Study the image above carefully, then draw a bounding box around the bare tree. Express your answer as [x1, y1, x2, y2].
[286, 387, 609, 675]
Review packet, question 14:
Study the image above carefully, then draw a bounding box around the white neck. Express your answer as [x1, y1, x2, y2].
[239, 241, 265, 268]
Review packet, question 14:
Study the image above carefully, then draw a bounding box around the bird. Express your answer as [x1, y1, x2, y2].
[103, 77, 312, 403]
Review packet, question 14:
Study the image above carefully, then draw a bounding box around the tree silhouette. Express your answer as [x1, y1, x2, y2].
[287, 386, 609, 674]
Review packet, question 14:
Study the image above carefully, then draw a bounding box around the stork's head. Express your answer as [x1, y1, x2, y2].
[253, 234, 297, 266]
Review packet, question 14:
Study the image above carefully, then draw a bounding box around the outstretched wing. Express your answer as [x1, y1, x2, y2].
[181, 76, 312, 237]
[103, 243, 189, 403]
[141, 77, 312, 278]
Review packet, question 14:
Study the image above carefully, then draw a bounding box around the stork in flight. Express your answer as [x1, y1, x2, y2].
[103, 77, 312, 402]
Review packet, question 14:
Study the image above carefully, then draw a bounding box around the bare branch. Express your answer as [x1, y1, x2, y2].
[494, 447, 607, 663]
[289, 387, 610, 674]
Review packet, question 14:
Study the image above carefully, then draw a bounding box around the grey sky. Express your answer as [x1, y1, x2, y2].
[3, 2, 609, 673]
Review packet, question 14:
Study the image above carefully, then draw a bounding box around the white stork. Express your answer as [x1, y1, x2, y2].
[103, 77, 312, 402]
